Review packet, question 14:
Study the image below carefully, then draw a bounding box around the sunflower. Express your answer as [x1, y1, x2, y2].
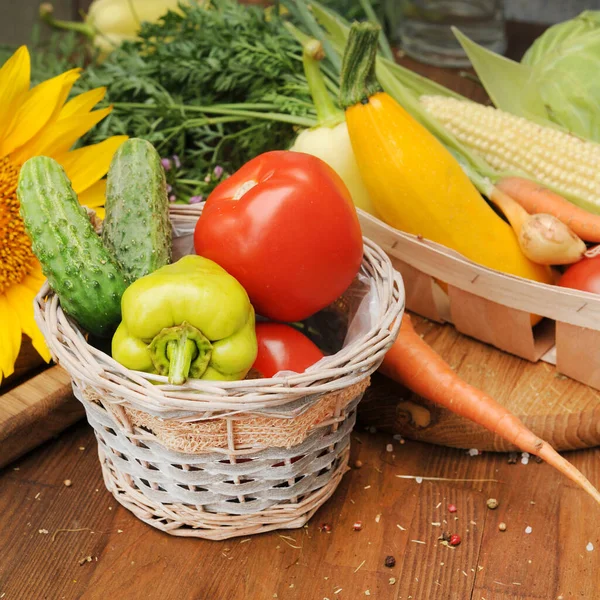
[0, 46, 127, 383]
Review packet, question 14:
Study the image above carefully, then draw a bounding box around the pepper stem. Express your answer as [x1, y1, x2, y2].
[303, 39, 344, 128]
[39, 3, 96, 38]
[166, 338, 196, 386]
[148, 322, 212, 385]
[340, 23, 383, 110]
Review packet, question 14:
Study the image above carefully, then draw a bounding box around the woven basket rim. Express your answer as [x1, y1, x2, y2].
[33, 208, 404, 415]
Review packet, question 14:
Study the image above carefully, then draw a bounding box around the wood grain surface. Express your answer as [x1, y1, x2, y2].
[0, 365, 82, 469]
[0, 421, 597, 600]
[0, 336, 81, 469]
[0, 21, 598, 600]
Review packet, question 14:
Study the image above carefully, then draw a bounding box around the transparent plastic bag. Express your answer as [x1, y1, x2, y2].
[272, 268, 382, 377]
[171, 222, 196, 260]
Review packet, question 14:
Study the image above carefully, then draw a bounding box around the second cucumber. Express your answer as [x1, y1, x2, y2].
[102, 138, 172, 284]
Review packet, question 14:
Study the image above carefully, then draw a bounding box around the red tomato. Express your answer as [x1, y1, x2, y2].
[558, 255, 600, 293]
[253, 323, 324, 377]
[193, 151, 363, 321]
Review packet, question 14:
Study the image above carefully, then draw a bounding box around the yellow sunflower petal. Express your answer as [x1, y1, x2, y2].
[20, 270, 46, 295]
[60, 87, 107, 120]
[29, 332, 52, 363]
[0, 46, 30, 142]
[5, 283, 51, 363]
[0, 69, 82, 157]
[28, 260, 44, 280]
[11, 106, 113, 164]
[78, 179, 106, 208]
[93, 206, 105, 220]
[25, 260, 45, 286]
[52, 68, 83, 116]
[5, 283, 38, 340]
[0, 294, 22, 380]
[28, 331, 51, 363]
[56, 135, 127, 194]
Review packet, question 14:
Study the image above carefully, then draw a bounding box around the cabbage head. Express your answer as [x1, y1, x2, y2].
[522, 11, 600, 141]
[522, 11, 600, 66]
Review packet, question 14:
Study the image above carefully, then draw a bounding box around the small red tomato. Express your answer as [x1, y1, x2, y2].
[252, 323, 324, 378]
[194, 151, 363, 322]
[558, 254, 600, 293]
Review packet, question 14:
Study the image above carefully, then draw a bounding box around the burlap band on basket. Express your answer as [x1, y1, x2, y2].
[34, 206, 405, 540]
[121, 378, 368, 453]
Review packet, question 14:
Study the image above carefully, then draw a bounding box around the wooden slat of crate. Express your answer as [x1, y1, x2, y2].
[447, 286, 556, 362]
[358, 211, 600, 330]
[556, 323, 600, 391]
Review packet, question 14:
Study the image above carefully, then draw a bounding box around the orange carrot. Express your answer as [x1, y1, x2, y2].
[497, 177, 600, 243]
[380, 314, 600, 505]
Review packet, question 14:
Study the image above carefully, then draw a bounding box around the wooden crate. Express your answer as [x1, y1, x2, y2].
[358, 210, 600, 391]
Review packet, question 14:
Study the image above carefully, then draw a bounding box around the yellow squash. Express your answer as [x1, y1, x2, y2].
[41, 0, 194, 58]
[339, 24, 552, 287]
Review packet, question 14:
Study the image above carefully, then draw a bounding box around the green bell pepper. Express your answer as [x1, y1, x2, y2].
[111, 255, 257, 384]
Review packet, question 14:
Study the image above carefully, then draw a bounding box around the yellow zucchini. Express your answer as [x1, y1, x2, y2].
[339, 24, 552, 287]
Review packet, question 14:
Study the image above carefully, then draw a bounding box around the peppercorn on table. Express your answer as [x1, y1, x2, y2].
[1, 21, 599, 600]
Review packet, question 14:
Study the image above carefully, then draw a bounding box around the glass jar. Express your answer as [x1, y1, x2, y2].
[390, 0, 506, 67]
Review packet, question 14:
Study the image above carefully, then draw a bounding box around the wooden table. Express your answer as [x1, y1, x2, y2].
[1, 421, 598, 599]
[1, 20, 599, 600]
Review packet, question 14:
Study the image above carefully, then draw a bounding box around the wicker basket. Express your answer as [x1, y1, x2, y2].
[34, 205, 404, 540]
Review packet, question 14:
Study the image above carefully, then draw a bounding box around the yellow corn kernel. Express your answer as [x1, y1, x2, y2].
[420, 95, 600, 213]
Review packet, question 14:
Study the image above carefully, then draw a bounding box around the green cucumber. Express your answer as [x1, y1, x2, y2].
[102, 138, 172, 283]
[17, 156, 128, 338]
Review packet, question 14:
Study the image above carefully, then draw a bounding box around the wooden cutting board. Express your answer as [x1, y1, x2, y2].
[358, 315, 600, 452]
[0, 361, 82, 469]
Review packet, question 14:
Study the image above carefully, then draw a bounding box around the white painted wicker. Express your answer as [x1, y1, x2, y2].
[33, 205, 404, 539]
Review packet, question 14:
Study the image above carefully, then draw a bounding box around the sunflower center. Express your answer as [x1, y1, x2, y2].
[0, 156, 35, 295]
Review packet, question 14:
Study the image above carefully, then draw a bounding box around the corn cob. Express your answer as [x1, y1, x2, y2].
[420, 95, 600, 214]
